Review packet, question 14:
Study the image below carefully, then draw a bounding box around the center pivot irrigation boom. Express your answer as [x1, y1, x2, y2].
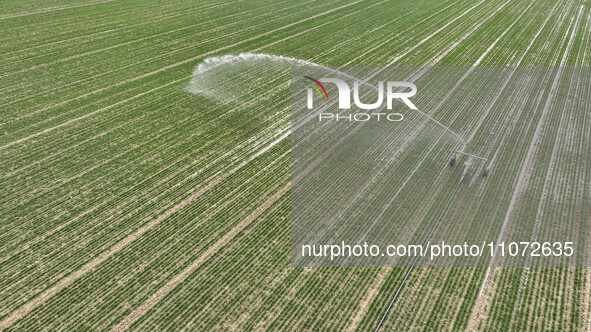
[449, 147, 489, 177]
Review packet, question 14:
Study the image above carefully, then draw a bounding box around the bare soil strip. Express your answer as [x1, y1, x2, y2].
[0, 0, 116, 20]
[584, 268, 591, 331]
[347, 268, 390, 331]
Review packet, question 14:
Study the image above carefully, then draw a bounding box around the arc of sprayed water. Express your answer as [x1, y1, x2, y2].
[193, 53, 473, 149]
[194, 53, 475, 151]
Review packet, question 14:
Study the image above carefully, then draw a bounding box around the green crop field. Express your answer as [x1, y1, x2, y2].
[1, 0, 590, 331]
